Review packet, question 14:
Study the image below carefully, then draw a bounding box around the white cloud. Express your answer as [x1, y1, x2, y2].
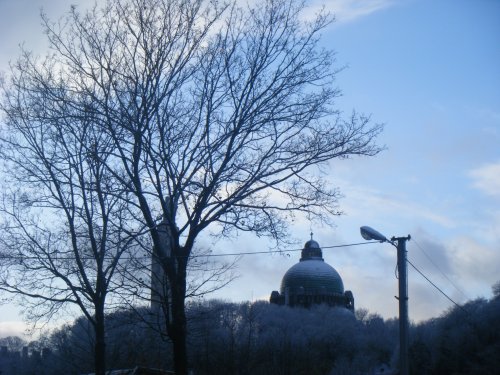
[469, 161, 500, 198]
[0, 321, 28, 338]
[307, 0, 394, 23]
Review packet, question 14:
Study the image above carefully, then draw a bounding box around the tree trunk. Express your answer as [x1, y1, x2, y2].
[170, 267, 188, 375]
[171, 311, 188, 375]
[94, 303, 106, 375]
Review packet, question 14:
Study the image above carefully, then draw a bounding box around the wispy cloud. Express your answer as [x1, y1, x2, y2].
[306, 0, 395, 23]
[341, 183, 456, 229]
[469, 161, 500, 198]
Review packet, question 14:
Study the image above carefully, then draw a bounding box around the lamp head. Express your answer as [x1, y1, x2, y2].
[360, 226, 388, 242]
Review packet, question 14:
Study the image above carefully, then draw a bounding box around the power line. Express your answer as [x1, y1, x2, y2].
[198, 240, 379, 258]
[407, 258, 468, 315]
[0, 240, 380, 261]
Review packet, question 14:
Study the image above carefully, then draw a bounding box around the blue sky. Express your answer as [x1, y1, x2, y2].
[1, 0, 499, 338]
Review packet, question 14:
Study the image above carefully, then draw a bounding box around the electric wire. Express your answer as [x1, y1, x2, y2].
[0, 240, 380, 260]
[407, 257, 469, 315]
[199, 240, 379, 258]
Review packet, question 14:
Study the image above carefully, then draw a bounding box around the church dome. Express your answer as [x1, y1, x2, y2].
[280, 259, 344, 295]
[269, 237, 354, 311]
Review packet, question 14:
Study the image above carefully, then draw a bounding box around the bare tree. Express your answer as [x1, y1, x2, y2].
[1, 0, 383, 374]
[0, 63, 138, 374]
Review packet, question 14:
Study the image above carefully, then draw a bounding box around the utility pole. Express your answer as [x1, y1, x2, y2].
[393, 235, 411, 375]
[360, 226, 411, 375]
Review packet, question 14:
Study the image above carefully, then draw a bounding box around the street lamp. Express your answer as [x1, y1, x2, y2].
[360, 226, 411, 375]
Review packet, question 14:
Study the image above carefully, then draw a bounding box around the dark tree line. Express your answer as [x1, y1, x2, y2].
[1, 283, 499, 375]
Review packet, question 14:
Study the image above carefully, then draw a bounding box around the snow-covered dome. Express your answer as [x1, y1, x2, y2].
[269, 237, 354, 311]
[280, 259, 344, 295]
[280, 239, 344, 295]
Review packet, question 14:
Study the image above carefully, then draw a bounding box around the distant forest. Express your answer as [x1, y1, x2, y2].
[1, 282, 499, 375]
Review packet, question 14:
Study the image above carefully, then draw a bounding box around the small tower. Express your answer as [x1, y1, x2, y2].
[151, 217, 172, 313]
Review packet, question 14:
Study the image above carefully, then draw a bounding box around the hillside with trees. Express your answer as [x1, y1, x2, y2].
[1, 282, 499, 375]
